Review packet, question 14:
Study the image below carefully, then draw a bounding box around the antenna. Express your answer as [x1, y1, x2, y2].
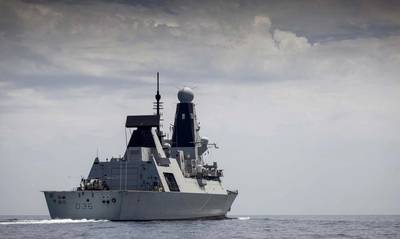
[156, 72, 161, 120]
[154, 72, 163, 142]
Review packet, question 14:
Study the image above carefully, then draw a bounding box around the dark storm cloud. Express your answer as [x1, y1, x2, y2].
[1, 0, 397, 116]
[261, 0, 400, 41]
[0, 0, 399, 108]
[1, 0, 399, 95]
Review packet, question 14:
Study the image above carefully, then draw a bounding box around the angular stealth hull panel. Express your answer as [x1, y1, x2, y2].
[44, 190, 237, 221]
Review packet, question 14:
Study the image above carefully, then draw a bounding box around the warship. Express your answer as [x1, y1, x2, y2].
[43, 73, 238, 220]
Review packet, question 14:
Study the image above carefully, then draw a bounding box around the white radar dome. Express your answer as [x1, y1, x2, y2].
[177, 87, 194, 103]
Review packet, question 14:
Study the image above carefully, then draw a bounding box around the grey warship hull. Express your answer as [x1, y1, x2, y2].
[44, 190, 237, 220]
[43, 80, 238, 221]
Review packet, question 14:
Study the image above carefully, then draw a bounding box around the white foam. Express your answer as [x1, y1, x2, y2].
[237, 216, 251, 220]
[0, 219, 108, 225]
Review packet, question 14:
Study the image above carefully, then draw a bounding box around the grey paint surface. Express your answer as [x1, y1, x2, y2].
[44, 190, 237, 220]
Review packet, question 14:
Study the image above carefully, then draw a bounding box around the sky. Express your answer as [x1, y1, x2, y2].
[0, 0, 399, 215]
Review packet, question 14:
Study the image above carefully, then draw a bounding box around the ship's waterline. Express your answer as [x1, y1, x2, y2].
[44, 190, 237, 220]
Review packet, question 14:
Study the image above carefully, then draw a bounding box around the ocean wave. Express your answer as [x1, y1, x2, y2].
[237, 216, 251, 220]
[0, 219, 108, 225]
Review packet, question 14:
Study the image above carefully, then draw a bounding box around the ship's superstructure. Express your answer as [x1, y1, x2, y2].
[43, 73, 237, 220]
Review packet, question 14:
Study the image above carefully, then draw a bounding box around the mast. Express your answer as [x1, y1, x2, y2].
[154, 72, 163, 141]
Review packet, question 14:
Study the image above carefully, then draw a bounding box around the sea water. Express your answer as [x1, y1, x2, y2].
[0, 215, 399, 239]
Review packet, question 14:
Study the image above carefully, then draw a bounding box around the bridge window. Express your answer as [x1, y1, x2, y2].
[163, 173, 180, 192]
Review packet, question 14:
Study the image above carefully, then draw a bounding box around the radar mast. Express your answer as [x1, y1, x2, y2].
[154, 72, 163, 141]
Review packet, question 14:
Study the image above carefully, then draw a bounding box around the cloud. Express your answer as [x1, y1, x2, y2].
[1, 0, 399, 94]
[273, 29, 311, 51]
[254, 15, 271, 28]
[0, 0, 399, 215]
